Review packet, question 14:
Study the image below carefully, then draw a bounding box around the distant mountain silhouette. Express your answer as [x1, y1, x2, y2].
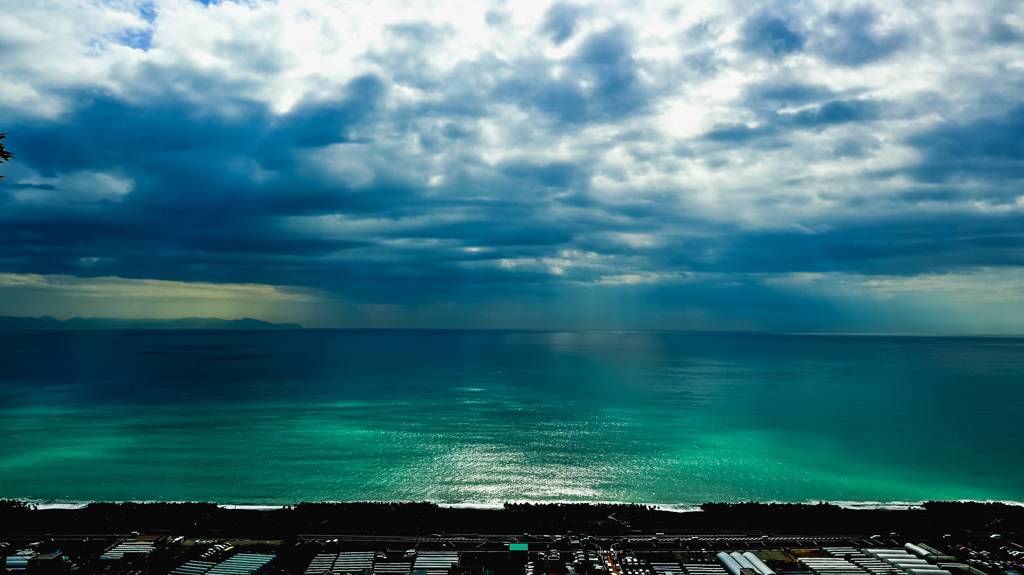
[0, 315, 302, 329]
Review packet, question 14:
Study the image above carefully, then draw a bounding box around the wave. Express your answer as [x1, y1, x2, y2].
[13, 498, 1024, 511]
[16, 499, 268, 510]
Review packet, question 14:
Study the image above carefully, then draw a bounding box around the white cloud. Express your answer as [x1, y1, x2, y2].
[9, 170, 135, 204]
[0, 272, 315, 301]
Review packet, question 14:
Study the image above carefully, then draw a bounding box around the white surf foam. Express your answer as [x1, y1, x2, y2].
[11, 498, 1024, 511]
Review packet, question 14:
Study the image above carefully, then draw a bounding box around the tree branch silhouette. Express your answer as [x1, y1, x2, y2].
[0, 133, 13, 181]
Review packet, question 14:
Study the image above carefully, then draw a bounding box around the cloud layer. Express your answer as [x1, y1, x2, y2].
[2, 0, 1024, 330]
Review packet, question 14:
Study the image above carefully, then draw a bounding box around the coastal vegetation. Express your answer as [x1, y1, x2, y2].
[0, 132, 12, 181]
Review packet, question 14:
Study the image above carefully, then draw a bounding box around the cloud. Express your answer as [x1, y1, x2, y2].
[814, 7, 913, 66]
[282, 75, 386, 147]
[8, 170, 135, 204]
[786, 99, 880, 127]
[741, 13, 806, 57]
[542, 2, 586, 45]
[832, 135, 882, 158]
[0, 0, 1023, 331]
[495, 25, 651, 124]
[746, 83, 835, 106]
[906, 104, 1024, 184]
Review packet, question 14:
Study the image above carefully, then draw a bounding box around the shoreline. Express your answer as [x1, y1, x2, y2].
[14, 499, 1024, 512]
[3, 499, 1022, 538]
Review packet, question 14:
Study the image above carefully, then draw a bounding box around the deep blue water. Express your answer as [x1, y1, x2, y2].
[1, 329, 1021, 506]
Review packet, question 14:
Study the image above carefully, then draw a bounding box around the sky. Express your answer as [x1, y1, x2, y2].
[1, 0, 1023, 331]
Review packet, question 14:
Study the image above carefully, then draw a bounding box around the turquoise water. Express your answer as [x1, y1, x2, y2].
[1, 330, 1022, 506]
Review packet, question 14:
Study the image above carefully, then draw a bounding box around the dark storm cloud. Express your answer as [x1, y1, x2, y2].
[905, 105, 1024, 184]
[702, 99, 881, 145]
[499, 160, 590, 189]
[496, 26, 650, 123]
[281, 75, 386, 147]
[988, 17, 1023, 44]
[741, 13, 806, 57]
[707, 213, 1024, 275]
[815, 7, 913, 66]
[2, 83, 598, 299]
[788, 100, 879, 127]
[3, 72, 1011, 300]
[703, 123, 778, 143]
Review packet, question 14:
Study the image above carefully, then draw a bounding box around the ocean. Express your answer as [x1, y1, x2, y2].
[1, 329, 1021, 508]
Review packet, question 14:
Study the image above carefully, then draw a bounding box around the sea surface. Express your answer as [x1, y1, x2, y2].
[1, 329, 1022, 507]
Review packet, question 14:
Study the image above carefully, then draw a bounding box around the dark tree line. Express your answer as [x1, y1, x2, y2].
[2, 499, 1023, 537]
[0, 133, 13, 180]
